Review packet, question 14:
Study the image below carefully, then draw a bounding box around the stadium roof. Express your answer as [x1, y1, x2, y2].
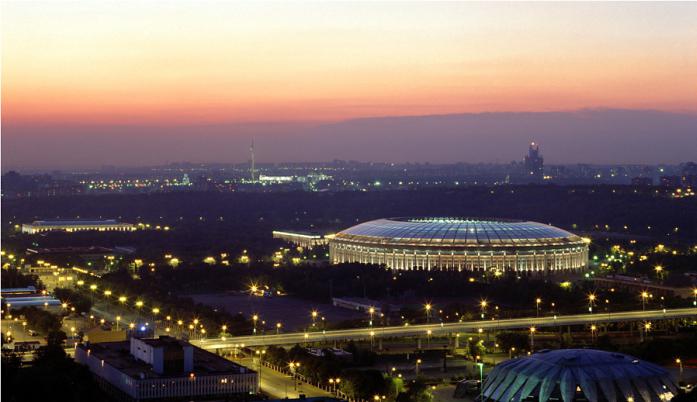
[335, 218, 584, 246]
[482, 349, 677, 402]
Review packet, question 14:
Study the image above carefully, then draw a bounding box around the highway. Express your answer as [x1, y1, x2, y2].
[194, 307, 697, 350]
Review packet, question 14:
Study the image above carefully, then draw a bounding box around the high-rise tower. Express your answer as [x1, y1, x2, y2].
[249, 138, 256, 182]
[524, 142, 544, 181]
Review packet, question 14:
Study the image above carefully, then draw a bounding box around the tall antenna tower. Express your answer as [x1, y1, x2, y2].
[249, 138, 256, 182]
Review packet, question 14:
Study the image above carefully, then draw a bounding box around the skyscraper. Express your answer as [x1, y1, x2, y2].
[524, 142, 544, 181]
[249, 138, 256, 183]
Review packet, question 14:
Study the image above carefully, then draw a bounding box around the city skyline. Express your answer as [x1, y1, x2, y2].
[2, 1, 697, 168]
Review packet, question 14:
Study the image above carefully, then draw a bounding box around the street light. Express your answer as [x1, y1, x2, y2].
[276, 322, 282, 334]
[641, 291, 649, 311]
[311, 310, 318, 328]
[529, 326, 536, 351]
[369, 306, 375, 326]
[415, 358, 422, 376]
[424, 303, 432, 323]
[252, 314, 259, 334]
[642, 321, 652, 342]
[536, 298, 541, 317]
[255, 349, 266, 367]
[480, 300, 488, 319]
[676, 358, 683, 382]
[654, 265, 663, 277]
[289, 362, 301, 390]
[116, 316, 121, 330]
[588, 293, 596, 313]
[590, 324, 597, 343]
[119, 296, 127, 304]
[329, 377, 341, 394]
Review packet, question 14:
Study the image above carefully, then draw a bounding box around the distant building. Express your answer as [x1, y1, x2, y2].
[660, 176, 682, 187]
[21, 219, 135, 234]
[273, 230, 334, 249]
[630, 177, 653, 186]
[75, 336, 257, 402]
[0, 286, 37, 297]
[2, 295, 62, 311]
[523, 142, 544, 181]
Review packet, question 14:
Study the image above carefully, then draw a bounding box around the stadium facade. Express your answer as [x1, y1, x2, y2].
[329, 218, 588, 273]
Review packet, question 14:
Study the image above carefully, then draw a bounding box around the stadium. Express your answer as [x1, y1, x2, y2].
[329, 217, 588, 273]
[480, 349, 677, 402]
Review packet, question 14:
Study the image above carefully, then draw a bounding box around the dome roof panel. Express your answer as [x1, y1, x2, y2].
[481, 349, 676, 402]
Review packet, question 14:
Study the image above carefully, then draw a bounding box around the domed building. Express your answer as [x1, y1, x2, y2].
[329, 218, 588, 273]
[481, 349, 678, 402]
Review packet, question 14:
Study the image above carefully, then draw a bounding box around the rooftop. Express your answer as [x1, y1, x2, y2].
[78, 339, 250, 379]
[482, 349, 677, 402]
[335, 217, 584, 246]
[26, 219, 131, 227]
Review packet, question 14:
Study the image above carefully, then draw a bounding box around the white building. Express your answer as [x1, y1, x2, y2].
[75, 336, 258, 401]
[21, 219, 135, 234]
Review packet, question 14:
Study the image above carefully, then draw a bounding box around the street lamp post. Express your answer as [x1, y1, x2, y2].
[536, 298, 541, 317]
[276, 322, 282, 334]
[255, 349, 266, 390]
[289, 362, 301, 391]
[311, 310, 318, 329]
[641, 291, 649, 311]
[676, 358, 683, 383]
[424, 303, 432, 323]
[135, 300, 144, 322]
[529, 326, 536, 351]
[369, 307, 375, 327]
[415, 358, 422, 376]
[480, 300, 487, 319]
[152, 308, 160, 333]
[588, 294, 596, 314]
[641, 321, 651, 342]
[329, 378, 341, 394]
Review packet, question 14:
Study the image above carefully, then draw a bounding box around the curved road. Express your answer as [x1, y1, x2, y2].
[193, 307, 697, 350]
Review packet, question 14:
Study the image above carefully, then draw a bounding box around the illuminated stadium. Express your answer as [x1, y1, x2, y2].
[329, 218, 588, 273]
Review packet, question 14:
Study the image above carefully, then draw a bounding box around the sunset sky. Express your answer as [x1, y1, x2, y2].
[2, 1, 696, 168]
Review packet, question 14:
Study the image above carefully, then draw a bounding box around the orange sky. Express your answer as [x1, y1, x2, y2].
[2, 2, 696, 126]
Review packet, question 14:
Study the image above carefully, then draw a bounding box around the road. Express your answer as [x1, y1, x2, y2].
[193, 307, 697, 349]
[233, 357, 334, 399]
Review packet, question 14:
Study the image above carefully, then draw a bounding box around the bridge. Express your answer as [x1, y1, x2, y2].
[194, 307, 697, 350]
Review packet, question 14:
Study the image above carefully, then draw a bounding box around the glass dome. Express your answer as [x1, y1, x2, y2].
[481, 349, 677, 402]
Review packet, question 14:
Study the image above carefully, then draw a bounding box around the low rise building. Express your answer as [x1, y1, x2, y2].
[75, 336, 258, 401]
[273, 230, 333, 249]
[21, 219, 135, 234]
